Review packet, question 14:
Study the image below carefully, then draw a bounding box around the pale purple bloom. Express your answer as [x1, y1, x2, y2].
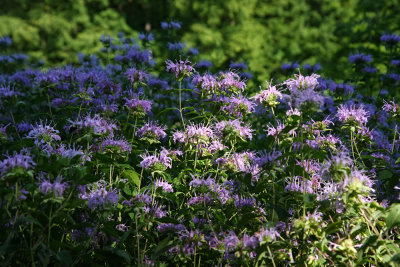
[285, 176, 314, 194]
[80, 180, 119, 210]
[144, 203, 168, 218]
[0, 84, 20, 98]
[124, 95, 152, 114]
[136, 121, 167, 141]
[266, 121, 285, 139]
[38, 176, 68, 197]
[383, 99, 398, 114]
[66, 114, 117, 136]
[187, 194, 213, 206]
[0, 149, 35, 174]
[255, 226, 280, 242]
[218, 71, 246, 92]
[140, 148, 172, 170]
[286, 106, 301, 116]
[166, 58, 195, 79]
[125, 67, 148, 83]
[284, 73, 320, 92]
[215, 120, 253, 140]
[173, 124, 214, 145]
[155, 179, 173, 192]
[161, 21, 181, 30]
[220, 95, 255, 117]
[253, 84, 283, 107]
[192, 73, 218, 92]
[336, 104, 369, 125]
[101, 137, 132, 153]
[224, 231, 240, 251]
[26, 121, 61, 145]
[242, 234, 259, 249]
[208, 140, 226, 154]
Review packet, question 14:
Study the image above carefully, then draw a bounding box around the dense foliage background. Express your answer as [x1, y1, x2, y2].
[2, 0, 400, 82]
[2, 1, 400, 266]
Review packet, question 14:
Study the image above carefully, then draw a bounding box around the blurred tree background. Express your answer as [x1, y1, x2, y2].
[1, 0, 400, 83]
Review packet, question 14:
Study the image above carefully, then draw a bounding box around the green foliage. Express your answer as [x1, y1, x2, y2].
[2, 0, 400, 83]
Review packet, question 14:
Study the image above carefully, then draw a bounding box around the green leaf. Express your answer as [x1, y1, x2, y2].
[122, 170, 141, 187]
[386, 204, 400, 229]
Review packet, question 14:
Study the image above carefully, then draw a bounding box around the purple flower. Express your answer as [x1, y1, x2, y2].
[220, 95, 255, 117]
[215, 120, 253, 141]
[101, 137, 132, 153]
[285, 176, 314, 194]
[66, 114, 117, 136]
[148, 78, 168, 90]
[38, 178, 53, 194]
[125, 68, 148, 83]
[218, 71, 246, 92]
[80, 180, 119, 210]
[229, 62, 247, 70]
[161, 21, 181, 30]
[52, 177, 69, 197]
[192, 73, 218, 92]
[138, 33, 154, 42]
[383, 99, 399, 116]
[303, 63, 322, 72]
[26, 121, 61, 145]
[168, 42, 186, 51]
[187, 194, 213, 206]
[166, 58, 195, 80]
[0, 84, 20, 98]
[155, 179, 173, 192]
[196, 60, 212, 69]
[136, 121, 167, 141]
[242, 234, 259, 249]
[348, 53, 372, 64]
[173, 124, 214, 145]
[362, 66, 378, 74]
[281, 62, 299, 72]
[380, 33, 400, 45]
[124, 95, 152, 114]
[253, 84, 283, 108]
[284, 73, 320, 92]
[140, 148, 172, 170]
[336, 104, 369, 125]
[0, 149, 35, 174]
[144, 203, 168, 218]
[255, 226, 280, 242]
[38, 176, 68, 197]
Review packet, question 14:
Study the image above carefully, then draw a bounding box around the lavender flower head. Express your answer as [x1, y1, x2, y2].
[66, 114, 118, 136]
[253, 84, 283, 109]
[155, 179, 174, 192]
[284, 73, 320, 92]
[0, 149, 35, 174]
[38, 176, 69, 197]
[380, 33, 400, 45]
[125, 67, 148, 83]
[173, 124, 214, 145]
[79, 180, 119, 210]
[136, 121, 167, 142]
[140, 148, 172, 171]
[336, 104, 369, 125]
[215, 119, 253, 141]
[382, 99, 400, 117]
[124, 95, 152, 115]
[26, 121, 61, 145]
[220, 95, 255, 117]
[218, 71, 247, 93]
[348, 53, 372, 64]
[166, 58, 195, 80]
[101, 137, 132, 153]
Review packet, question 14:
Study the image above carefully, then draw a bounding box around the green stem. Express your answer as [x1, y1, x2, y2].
[132, 116, 138, 143]
[179, 81, 186, 130]
[392, 123, 397, 155]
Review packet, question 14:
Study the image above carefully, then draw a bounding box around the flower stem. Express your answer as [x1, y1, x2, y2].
[179, 81, 186, 130]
